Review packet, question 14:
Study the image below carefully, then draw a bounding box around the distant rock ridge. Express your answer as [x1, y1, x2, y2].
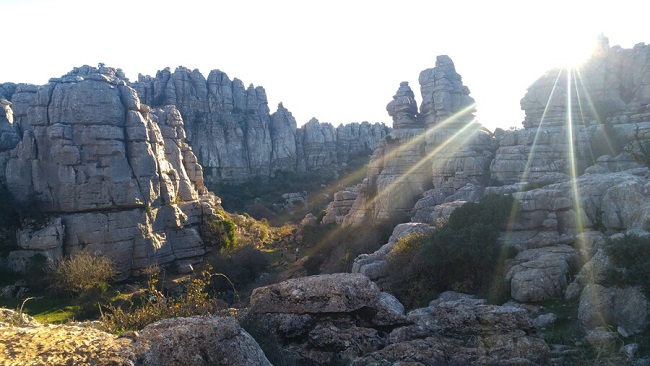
[1, 65, 219, 278]
[132, 67, 389, 184]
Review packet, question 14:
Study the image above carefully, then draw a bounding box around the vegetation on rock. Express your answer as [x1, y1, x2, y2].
[385, 194, 518, 308]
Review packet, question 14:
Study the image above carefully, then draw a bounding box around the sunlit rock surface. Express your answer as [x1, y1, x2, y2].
[2, 65, 219, 278]
[133, 67, 389, 184]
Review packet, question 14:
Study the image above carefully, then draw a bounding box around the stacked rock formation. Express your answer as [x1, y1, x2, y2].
[1, 65, 218, 278]
[345, 56, 488, 225]
[386, 81, 419, 129]
[133, 67, 389, 184]
[419, 55, 476, 127]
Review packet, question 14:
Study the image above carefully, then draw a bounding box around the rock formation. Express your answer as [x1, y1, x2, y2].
[1, 65, 219, 278]
[345, 56, 490, 225]
[248, 273, 550, 365]
[340, 39, 650, 353]
[133, 67, 389, 184]
[419, 55, 476, 127]
[492, 35, 650, 186]
[386, 81, 419, 129]
[0, 311, 272, 366]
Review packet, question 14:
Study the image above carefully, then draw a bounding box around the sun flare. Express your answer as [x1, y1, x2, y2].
[553, 37, 599, 69]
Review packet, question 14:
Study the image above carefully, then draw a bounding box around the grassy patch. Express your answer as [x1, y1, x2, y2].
[0, 295, 79, 324]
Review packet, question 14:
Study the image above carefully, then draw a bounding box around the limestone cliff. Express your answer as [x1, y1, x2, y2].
[133, 67, 389, 184]
[345, 38, 650, 344]
[2, 65, 218, 278]
[345, 56, 487, 225]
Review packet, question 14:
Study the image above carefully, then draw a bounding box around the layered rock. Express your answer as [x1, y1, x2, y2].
[133, 67, 388, 183]
[419, 55, 476, 127]
[0, 98, 19, 182]
[492, 37, 650, 185]
[386, 81, 419, 129]
[321, 187, 359, 225]
[249, 274, 549, 365]
[345, 56, 489, 225]
[2, 65, 218, 277]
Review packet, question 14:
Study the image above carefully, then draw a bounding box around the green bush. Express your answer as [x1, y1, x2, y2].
[385, 194, 518, 308]
[49, 249, 116, 296]
[603, 234, 650, 296]
[207, 244, 269, 292]
[300, 217, 401, 274]
[201, 217, 237, 251]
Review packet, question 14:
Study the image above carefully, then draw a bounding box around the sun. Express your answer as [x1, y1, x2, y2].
[553, 36, 600, 69]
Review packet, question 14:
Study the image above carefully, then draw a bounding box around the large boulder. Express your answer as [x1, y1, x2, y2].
[506, 244, 577, 302]
[250, 273, 383, 314]
[134, 316, 272, 366]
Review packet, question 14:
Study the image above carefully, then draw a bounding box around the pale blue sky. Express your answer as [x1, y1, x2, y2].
[2, 0, 649, 131]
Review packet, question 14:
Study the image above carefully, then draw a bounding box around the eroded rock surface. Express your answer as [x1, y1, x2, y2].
[2, 65, 218, 277]
[249, 275, 549, 365]
[133, 67, 388, 184]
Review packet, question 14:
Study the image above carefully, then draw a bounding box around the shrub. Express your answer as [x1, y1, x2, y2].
[49, 249, 116, 296]
[207, 245, 269, 292]
[603, 234, 650, 296]
[385, 194, 518, 308]
[201, 217, 237, 251]
[300, 217, 400, 274]
[100, 268, 228, 334]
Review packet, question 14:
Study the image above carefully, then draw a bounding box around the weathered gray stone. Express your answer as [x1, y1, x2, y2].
[506, 245, 576, 302]
[133, 67, 388, 184]
[134, 316, 271, 366]
[386, 81, 419, 129]
[250, 273, 382, 314]
[2, 65, 217, 278]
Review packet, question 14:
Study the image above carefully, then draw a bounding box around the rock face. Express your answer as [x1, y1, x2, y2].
[492, 36, 650, 186]
[132, 67, 389, 184]
[1, 65, 219, 277]
[345, 56, 491, 225]
[249, 274, 549, 365]
[352, 223, 434, 284]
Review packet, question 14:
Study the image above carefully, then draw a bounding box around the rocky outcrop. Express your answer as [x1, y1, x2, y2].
[492, 36, 650, 186]
[505, 245, 577, 302]
[249, 274, 549, 365]
[1, 65, 218, 278]
[133, 67, 389, 184]
[419, 55, 476, 127]
[345, 56, 490, 225]
[0, 312, 271, 366]
[386, 81, 419, 129]
[133, 316, 271, 366]
[321, 187, 358, 225]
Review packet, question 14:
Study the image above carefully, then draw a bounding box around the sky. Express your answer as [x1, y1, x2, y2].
[2, 0, 649, 132]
